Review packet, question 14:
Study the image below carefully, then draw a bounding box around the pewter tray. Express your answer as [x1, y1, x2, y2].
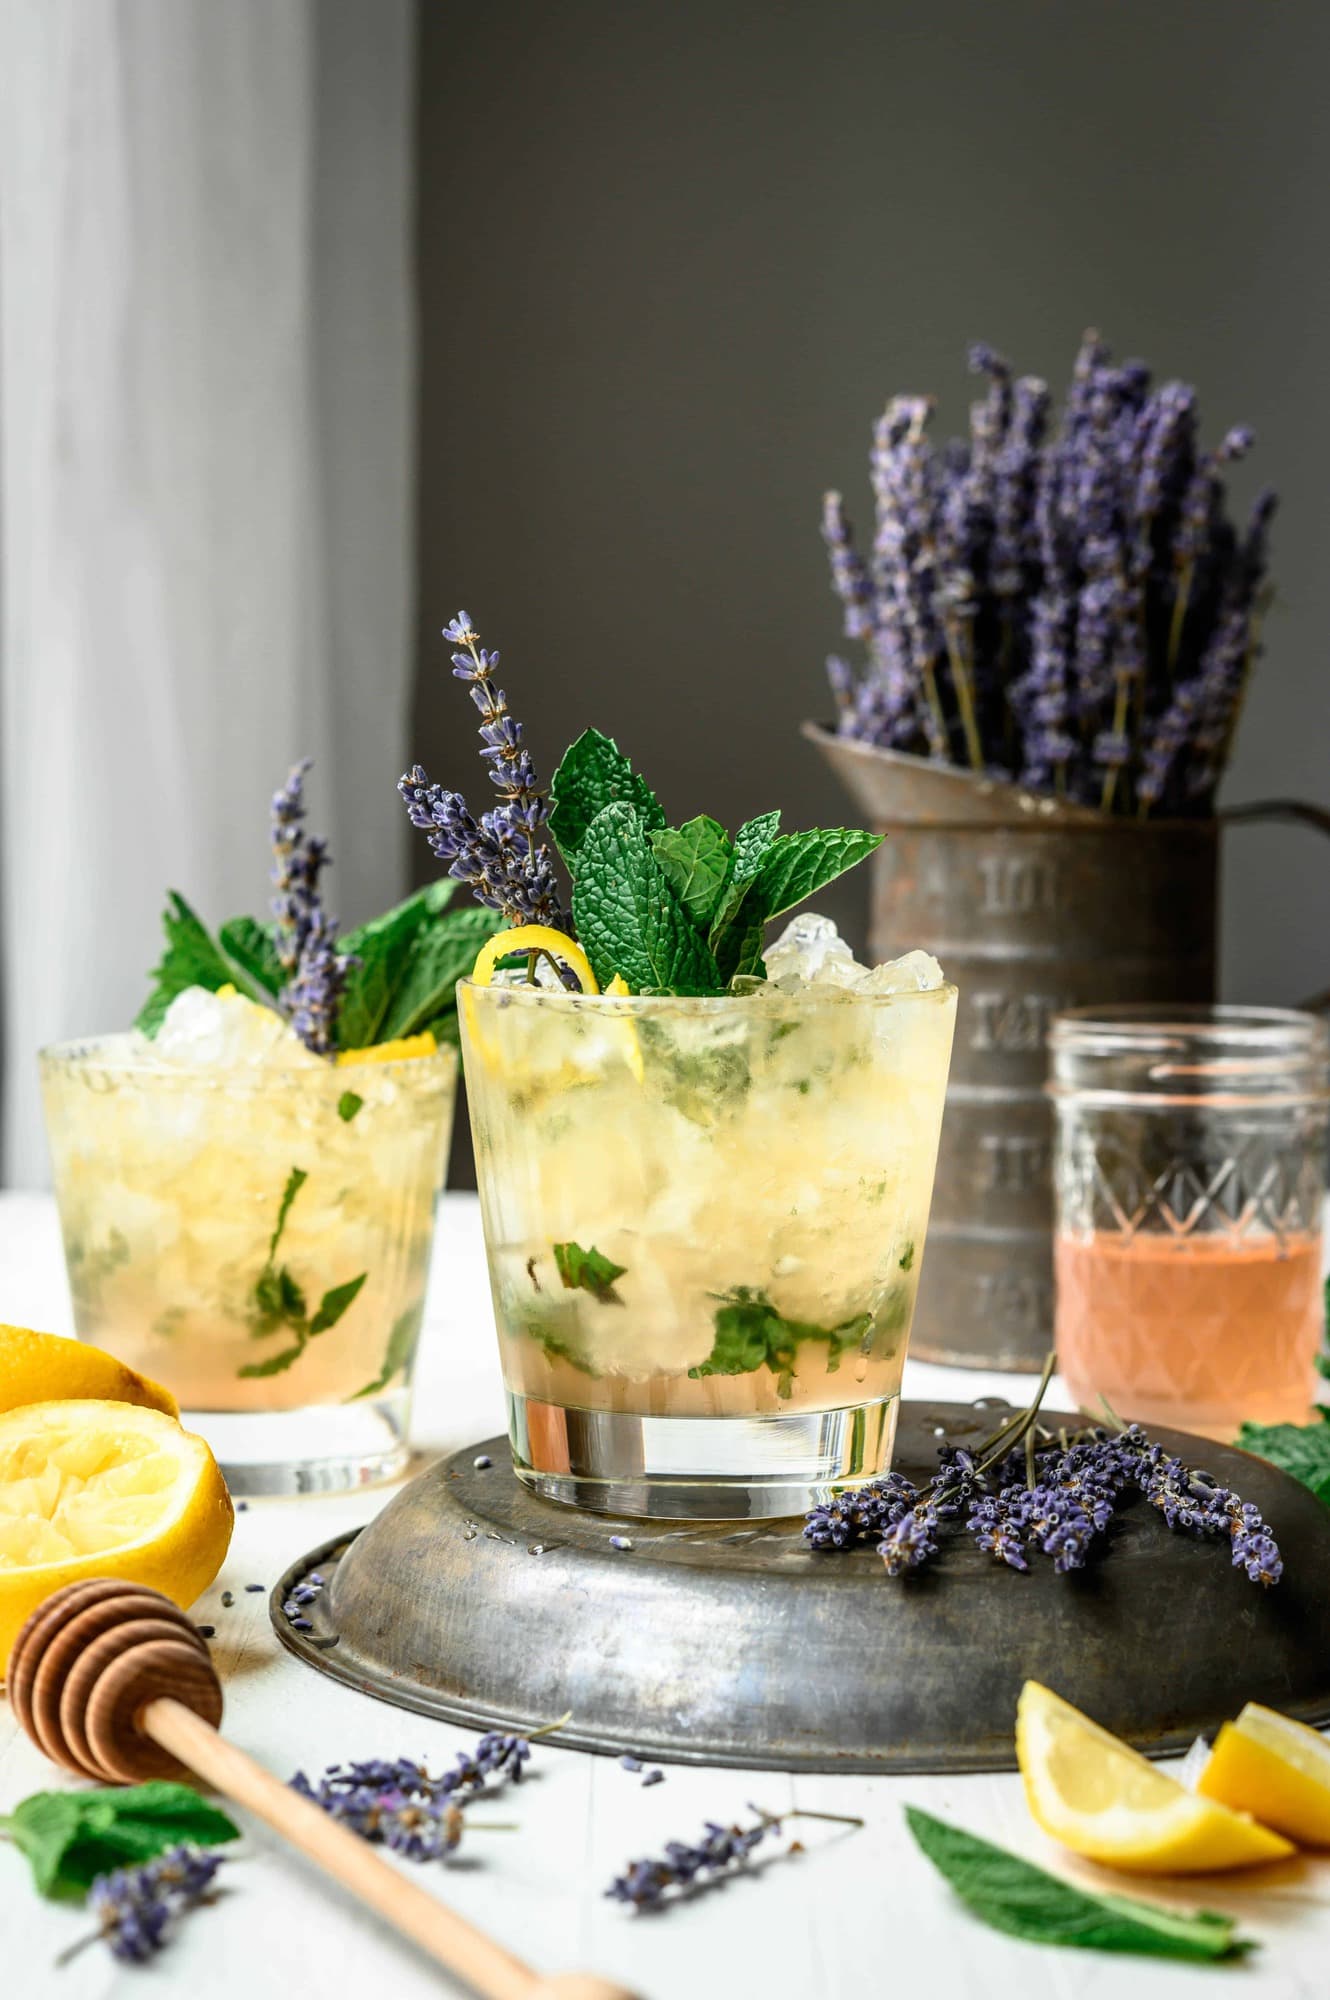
[272, 1401, 1330, 1774]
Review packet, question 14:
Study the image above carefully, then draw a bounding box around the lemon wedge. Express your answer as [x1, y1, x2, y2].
[1198, 1703, 1330, 1846]
[470, 924, 600, 995]
[336, 1030, 438, 1067]
[0, 1400, 233, 1674]
[0, 1324, 177, 1420]
[1017, 1681, 1294, 1873]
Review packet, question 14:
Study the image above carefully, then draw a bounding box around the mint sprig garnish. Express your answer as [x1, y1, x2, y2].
[573, 804, 725, 996]
[135, 892, 265, 1035]
[549, 728, 666, 873]
[905, 1808, 1254, 1961]
[0, 1783, 237, 1902]
[239, 1166, 367, 1379]
[648, 815, 733, 930]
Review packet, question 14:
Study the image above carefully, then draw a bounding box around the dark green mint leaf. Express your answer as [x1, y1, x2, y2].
[267, 1167, 308, 1262]
[348, 1304, 423, 1400]
[218, 916, 285, 998]
[572, 803, 723, 996]
[554, 1241, 627, 1304]
[708, 810, 781, 945]
[748, 827, 884, 925]
[648, 817, 734, 930]
[337, 1090, 364, 1122]
[549, 728, 666, 873]
[135, 892, 238, 1037]
[238, 1340, 306, 1379]
[0, 1783, 238, 1900]
[277, 1267, 307, 1321]
[900, 1241, 915, 1272]
[309, 1272, 368, 1336]
[689, 1290, 868, 1379]
[714, 915, 768, 987]
[378, 905, 503, 1041]
[905, 1808, 1253, 1960]
[335, 882, 457, 1050]
[1236, 1408, 1330, 1505]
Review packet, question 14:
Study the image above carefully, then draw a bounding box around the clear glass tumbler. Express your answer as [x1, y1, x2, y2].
[1049, 1005, 1330, 1439]
[40, 1037, 457, 1493]
[460, 975, 956, 1518]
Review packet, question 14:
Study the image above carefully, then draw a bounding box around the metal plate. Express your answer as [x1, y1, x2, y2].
[272, 1402, 1330, 1774]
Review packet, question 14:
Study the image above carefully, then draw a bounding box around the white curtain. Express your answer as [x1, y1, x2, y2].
[0, 0, 416, 1184]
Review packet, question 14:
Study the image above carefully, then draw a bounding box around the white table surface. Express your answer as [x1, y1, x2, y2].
[3, 1189, 1328, 1998]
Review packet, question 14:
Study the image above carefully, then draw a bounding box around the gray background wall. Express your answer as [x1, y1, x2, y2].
[413, 0, 1329, 1004]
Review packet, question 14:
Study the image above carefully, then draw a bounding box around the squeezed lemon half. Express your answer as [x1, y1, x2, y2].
[0, 1323, 177, 1420]
[0, 1400, 233, 1674]
[1198, 1703, 1330, 1847]
[1016, 1681, 1294, 1873]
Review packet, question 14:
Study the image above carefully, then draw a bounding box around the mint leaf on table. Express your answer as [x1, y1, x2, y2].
[648, 816, 734, 930]
[905, 1809, 1253, 1962]
[135, 892, 243, 1035]
[708, 809, 782, 946]
[1236, 1408, 1330, 1505]
[549, 728, 666, 874]
[554, 1240, 627, 1304]
[376, 904, 502, 1041]
[348, 1303, 424, 1400]
[572, 804, 724, 996]
[335, 881, 458, 1051]
[218, 915, 285, 998]
[1, 1783, 237, 1901]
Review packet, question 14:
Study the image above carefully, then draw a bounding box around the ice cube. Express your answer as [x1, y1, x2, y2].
[154, 985, 298, 1067]
[762, 912, 862, 988]
[861, 949, 946, 994]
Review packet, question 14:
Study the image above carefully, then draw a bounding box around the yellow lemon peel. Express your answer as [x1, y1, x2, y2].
[470, 925, 600, 995]
[336, 1031, 438, 1067]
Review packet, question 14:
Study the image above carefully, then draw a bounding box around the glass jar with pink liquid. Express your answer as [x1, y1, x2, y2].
[1049, 1006, 1329, 1440]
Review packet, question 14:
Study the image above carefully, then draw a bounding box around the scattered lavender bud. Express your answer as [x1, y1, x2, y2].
[87, 1846, 224, 1963]
[236, 1500, 249, 1512]
[607, 1806, 860, 1910]
[474, 1454, 493, 1469]
[290, 1727, 534, 1856]
[194, 1625, 215, 1640]
[642, 1770, 665, 1788]
[245, 1583, 264, 1593]
[609, 1535, 633, 1551]
[220, 1591, 234, 1609]
[619, 1754, 644, 1772]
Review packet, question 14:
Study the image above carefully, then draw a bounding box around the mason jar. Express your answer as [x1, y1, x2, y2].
[1048, 1005, 1330, 1439]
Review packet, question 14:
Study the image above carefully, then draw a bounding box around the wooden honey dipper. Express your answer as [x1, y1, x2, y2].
[8, 1579, 639, 2000]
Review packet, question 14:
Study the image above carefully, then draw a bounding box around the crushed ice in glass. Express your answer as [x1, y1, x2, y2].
[151, 985, 313, 1067]
[760, 913, 944, 996]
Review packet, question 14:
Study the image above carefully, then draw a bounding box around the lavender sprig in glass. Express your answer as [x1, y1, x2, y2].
[269, 761, 354, 1056]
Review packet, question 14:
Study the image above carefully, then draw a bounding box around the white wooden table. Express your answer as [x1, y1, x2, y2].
[3, 1190, 1328, 1997]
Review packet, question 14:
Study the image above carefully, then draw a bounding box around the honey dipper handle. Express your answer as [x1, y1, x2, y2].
[141, 1700, 638, 2000]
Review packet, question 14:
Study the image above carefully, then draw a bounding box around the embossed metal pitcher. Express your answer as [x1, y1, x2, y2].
[806, 722, 1330, 1370]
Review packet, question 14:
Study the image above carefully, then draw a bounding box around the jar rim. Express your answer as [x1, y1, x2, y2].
[1049, 1003, 1329, 1054]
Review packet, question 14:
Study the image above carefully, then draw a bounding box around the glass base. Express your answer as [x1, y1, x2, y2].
[506, 1390, 899, 1519]
[184, 1388, 411, 1497]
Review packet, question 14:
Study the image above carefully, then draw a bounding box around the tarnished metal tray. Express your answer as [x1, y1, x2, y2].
[273, 1401, 1330, 1774]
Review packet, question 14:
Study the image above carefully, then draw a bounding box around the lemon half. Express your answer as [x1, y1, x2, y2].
[0, 1400, 233, 1674]
[0, 1323, 177, 1419]
[1198, 1703, 1330, 1847]
[1016, 1681, 1294, 1873]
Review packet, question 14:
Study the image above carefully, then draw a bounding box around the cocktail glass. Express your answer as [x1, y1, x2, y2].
[1049, 1005, 1330, 1439]
[460, 974, 956, 1518]
[40, 1027, 457, 1493]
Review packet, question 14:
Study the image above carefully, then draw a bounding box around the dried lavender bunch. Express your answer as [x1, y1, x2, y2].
[399, 613, 568, 929]
[269, 761, 354, 1055]
[822, 333, 1275, 816]
[290, 1728, 533, 1859]
[606, 1806, 861, 1910]
[84, 1846, 224, 1963]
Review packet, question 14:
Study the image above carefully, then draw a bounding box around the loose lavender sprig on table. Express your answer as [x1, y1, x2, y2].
[270, 760, 355, 1055]
[822, 332, 1276, 817]
[399, 613, 568, 930]
[290, 1724, 544, 1860]
[73, 1846, 224, 1964]
[804, 1363, 1283, 1586]
[606, 1807, 862, 1911]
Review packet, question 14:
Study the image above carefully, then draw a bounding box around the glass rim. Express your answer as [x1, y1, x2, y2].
[457, 974, 958, 1013]
[37, 1032, 459, 1082]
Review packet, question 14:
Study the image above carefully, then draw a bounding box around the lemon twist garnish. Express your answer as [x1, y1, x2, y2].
[336, 1031, 438, 1067]
[470, 925, 600, 995]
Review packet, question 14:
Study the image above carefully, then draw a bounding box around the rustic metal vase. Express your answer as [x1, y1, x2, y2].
[805, 722, 1330, 1372]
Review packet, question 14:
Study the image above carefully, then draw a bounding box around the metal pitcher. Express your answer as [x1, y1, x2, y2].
[806, 722, 1330, 1370]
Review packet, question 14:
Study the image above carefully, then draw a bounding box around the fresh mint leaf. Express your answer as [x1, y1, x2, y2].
[708, 810, 781, 944]
[1236, 1408, 1330, 1505]
[335, 881, 458, 1051]
[309, 1272, 367, 1336]
[218, 915, 285, 998]
[337, 1090, 364, 1122]
[572, 803, 723, 996]
[549, 728, 666, 873]
[748, 827, 884, 925]
[648, 817, 734, 930]
[900, 1241, 915, 1272]
[713, 914, 768, 986]
[267, 1166, 308, 1263]
[1, 1783, 238, 1900]
[276, 1267, 307, 1321]
[238, 1341, 306, 1380]
[377, 905, 503, 1041]
[135, 892, 238, 1036]
[905, 1808, 1252, 1961]
[349, 1304, 423, 1400]
[554, 1241, 627, 1304]
[689, 1290, 868, 1389]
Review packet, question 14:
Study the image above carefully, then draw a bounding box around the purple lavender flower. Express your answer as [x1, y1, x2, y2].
[821, 492, 876, 642]
[605, 1813, 782, 1909]
[269, 761, 354, 1055]
[290, 1727, 533, 1857]
[400, 614, 567, 930]
[88, 1847, 224, 1963]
